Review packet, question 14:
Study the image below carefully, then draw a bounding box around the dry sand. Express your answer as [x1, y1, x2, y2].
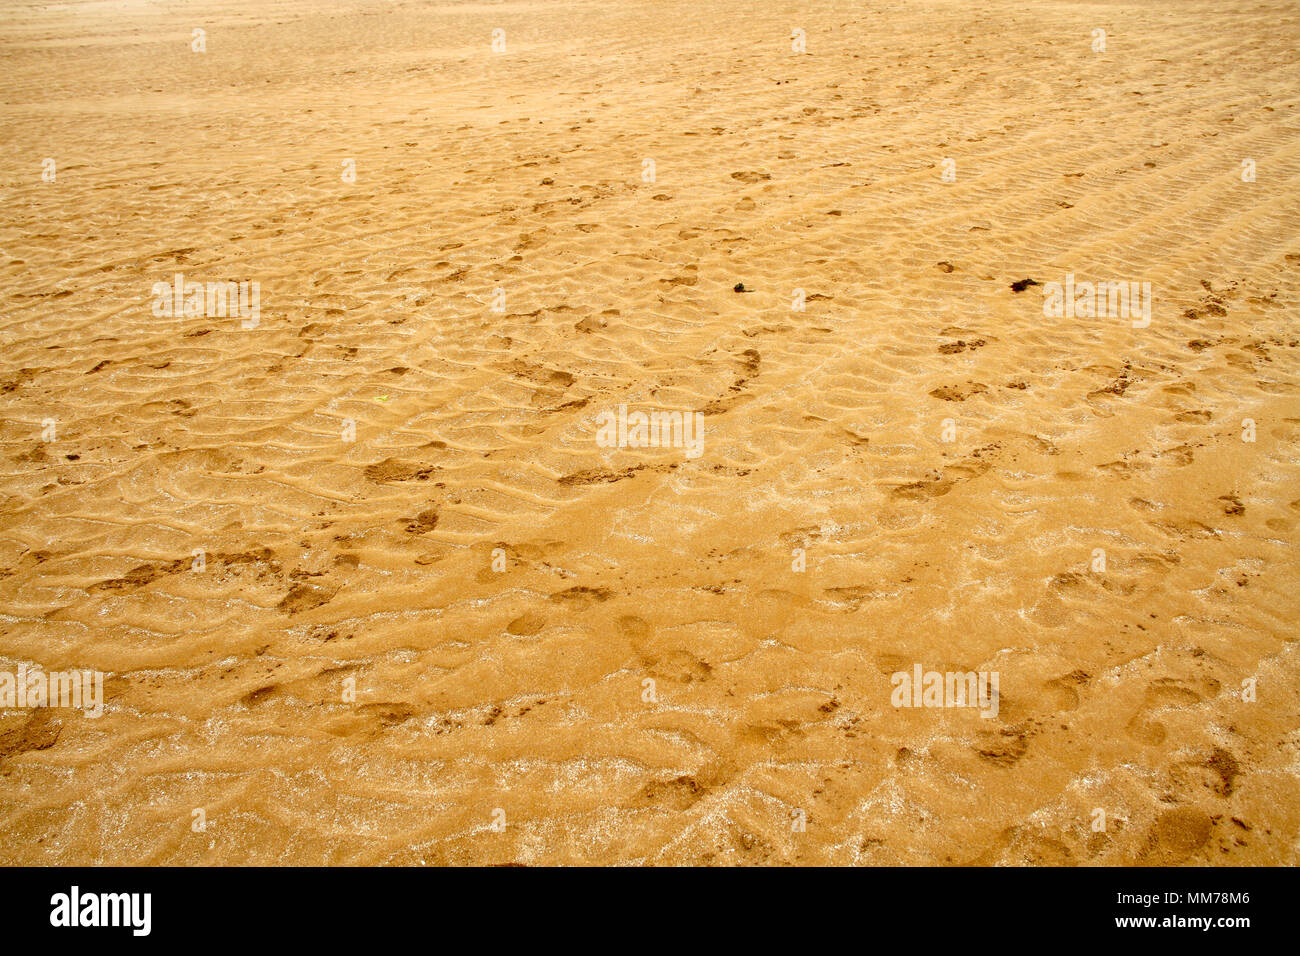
[0, 0, 1298, 865]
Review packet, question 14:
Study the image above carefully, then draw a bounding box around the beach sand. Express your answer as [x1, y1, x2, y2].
[0, 0, 1297, 865]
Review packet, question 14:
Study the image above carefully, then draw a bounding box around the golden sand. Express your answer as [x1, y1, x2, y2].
[0, 0, 1297, 865]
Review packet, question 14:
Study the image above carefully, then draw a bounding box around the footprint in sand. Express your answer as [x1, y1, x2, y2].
[1143, 807, 1213, 863]
[505, 612, 547, 636]
[929, 381, 988, 402]
[402, 510, 440, 534]
[1125, 677, 1219, 744]
[276, 580, 339, 615]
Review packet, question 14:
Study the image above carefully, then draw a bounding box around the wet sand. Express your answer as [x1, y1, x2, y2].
[0, 0, 1298, 864]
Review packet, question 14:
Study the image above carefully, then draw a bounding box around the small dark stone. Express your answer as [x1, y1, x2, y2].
[734, 282, 747, 292]
[1010, 278, 1040, 292]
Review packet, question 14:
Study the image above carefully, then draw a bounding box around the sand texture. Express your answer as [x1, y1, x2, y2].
[0, 0, 1298, 865]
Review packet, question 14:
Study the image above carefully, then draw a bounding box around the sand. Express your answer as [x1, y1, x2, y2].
[0, 0, 1297, 866]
